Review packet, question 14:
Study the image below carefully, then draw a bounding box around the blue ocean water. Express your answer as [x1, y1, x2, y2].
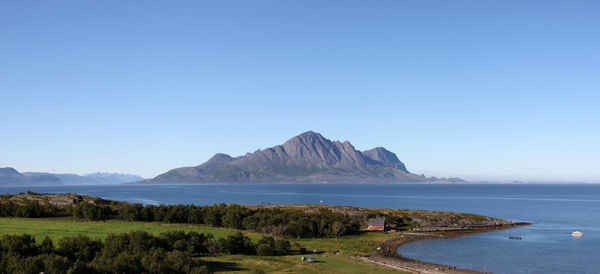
[0, 184, 598, 273]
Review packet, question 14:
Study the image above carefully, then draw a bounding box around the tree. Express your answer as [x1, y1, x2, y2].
[218, 232, 256, 255]
[41, 236, 55, 253]
[18, 200, 44, 217]
[331, 221, 347, 238]
[203, 208, 222, 226]
[58, 235, 103, 262]
[0, 234, 39, 257]
[255, 236, 290, 256]
[256, 237, 276, 256]
[222, 205, 248, 229]
[118, 203, 143, 221]
[274, 239, 290, 255]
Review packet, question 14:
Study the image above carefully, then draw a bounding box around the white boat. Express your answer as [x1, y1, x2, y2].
[571, 231, 583, 237]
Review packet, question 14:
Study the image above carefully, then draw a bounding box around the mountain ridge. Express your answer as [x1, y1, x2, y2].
[0, 168, 143, 185]
[144, 131, 463, 184]
[0, 168, 62, 185]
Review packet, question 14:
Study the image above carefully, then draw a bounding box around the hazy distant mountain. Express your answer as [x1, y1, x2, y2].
[144, 131, 463, 184]
[0, 167, 143, 185]
[84, 172, 144, 184]
[0, 167, 61, 185]
[22, 172, 143, 185]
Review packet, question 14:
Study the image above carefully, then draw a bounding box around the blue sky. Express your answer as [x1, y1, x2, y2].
[1, 1, 599, 182]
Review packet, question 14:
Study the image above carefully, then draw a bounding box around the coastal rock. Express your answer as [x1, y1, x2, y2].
[6, 192, 122, 207]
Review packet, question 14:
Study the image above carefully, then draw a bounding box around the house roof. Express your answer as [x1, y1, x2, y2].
[368, 217, 386, 226]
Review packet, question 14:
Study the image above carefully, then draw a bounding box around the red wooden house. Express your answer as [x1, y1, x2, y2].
[367, 217, 386, 231]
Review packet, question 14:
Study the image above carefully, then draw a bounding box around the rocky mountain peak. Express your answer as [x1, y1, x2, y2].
[284, 131, 331, 148]
[199, 153, 235, 167]
[362, 147, 408, 172]
[205, 153, 234, 162]
[145, 131, 456, 184]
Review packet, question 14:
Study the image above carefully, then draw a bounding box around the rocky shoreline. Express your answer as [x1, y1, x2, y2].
[362, 222, 531, 273]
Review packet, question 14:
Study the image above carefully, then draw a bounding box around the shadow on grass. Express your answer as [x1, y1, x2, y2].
[205, 261, 248, 272]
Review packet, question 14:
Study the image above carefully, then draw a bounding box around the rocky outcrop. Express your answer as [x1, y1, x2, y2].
[4, 192, 122, 207]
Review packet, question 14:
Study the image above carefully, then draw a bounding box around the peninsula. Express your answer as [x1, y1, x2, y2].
[0, 192, 528, 273]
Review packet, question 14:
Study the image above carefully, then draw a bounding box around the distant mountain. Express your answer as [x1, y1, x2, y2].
[22, 172, 143, 185]
[0, 167, 61, 185]
[144, 131, 463, 184]
[84, 172, 144, 184]
[0, 167, 143, 185]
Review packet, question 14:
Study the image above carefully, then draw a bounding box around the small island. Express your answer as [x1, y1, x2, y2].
[141, 131, 464, 184]
[0, 192, 529, 273]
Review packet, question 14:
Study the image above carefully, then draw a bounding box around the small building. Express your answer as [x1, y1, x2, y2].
[367, 217, 386, 231]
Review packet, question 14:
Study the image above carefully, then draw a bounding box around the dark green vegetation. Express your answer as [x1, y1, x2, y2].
[0, 218, 404, 274]
[117, 203, 361, 238]
[1, 192, 362, 238]
[0, 230, 294, 273]
[1, 192, 514, 236]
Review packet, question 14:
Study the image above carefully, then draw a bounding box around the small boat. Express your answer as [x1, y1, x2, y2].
[572, 231, 583, 237]
[508, 236, 522, 240]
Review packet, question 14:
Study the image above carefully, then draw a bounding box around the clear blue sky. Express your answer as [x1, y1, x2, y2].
[1, 1, 599, 182]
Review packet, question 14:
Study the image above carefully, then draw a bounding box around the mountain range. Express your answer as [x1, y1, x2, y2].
[0, 167, 61, 185]
[0, 168, 143, 185]
[143, 131, 463, 184]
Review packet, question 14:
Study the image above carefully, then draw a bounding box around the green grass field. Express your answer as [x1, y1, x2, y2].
[0, 217, 257, 242]
[0, 217, 406, 273]
[203, 254, 401, 273]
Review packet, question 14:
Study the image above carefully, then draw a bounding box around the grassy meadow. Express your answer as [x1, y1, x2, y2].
[0, 217, 256, 242]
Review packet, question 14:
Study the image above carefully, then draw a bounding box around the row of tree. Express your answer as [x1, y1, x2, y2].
[115, 203, 361, 238]
[0, 199, 54, 218]
[0, 231, 291, 273]
[0, 196, 362, 238]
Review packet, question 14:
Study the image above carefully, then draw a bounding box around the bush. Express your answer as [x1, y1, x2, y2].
[0, 234, 39, 257]
[0, 230, 293, 273]
[218, 232, 255, 255]
[58, 235, 103, 262]
[256, 236, 291, 256]
[73, 203, 113, 220]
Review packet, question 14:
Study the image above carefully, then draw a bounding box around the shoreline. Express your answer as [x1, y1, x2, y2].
[361, 222, 531, 273]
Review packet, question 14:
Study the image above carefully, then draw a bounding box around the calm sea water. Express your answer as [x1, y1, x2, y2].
[0, 183, 598, 274]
